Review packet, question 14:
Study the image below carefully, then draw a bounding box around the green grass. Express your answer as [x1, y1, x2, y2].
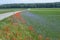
[0, 16, 39, 40]
[29, 8, 60, 40]
[0, 8, 60, 40]
[0, 8, 25, 14]
[30, 8, 60, 15]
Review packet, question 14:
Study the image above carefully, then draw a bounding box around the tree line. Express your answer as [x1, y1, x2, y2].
[0, 2, 60, 8]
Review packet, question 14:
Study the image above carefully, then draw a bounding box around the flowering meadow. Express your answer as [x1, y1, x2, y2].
[0, 9, 60, 40]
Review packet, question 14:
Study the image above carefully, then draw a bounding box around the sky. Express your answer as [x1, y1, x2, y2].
[0, 0, 60, 4]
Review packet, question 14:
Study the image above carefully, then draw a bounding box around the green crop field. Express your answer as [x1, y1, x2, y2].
[30, 8, 60, 15]
[0, 8, 60, 40]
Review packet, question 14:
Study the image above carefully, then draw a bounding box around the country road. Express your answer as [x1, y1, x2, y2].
[0, 12, 15, 20]
[0, 9, 30, 20]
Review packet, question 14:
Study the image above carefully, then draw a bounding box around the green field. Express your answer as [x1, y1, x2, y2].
[29, 8, 60, 40]
[0, 8, 60, 40]
[0, 8, 25, 14]
[30, 8, 60, 15]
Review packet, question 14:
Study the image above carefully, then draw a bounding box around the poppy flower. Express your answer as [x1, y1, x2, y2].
[28, 26, 33, 31]
[12, 37, 16, 40]
[46, 37, 50, 40]
[15, 12, 22, 19]
[38, 34, 42, 40]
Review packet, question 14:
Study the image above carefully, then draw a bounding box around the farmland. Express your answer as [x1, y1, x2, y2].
[0, 8, 60, 40]
[0, 8, 25, 14]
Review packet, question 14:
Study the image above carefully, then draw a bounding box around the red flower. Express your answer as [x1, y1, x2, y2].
[46, 37, 50, 40]
[6, 35, 10, 39]
[28, 26, 33, 31]
[38, 34, 42, 40]
[15, 12, 22, 19]
[12, 37, 16, 40]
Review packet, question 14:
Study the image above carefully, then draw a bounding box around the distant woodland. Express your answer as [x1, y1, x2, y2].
[0, 2, 60, 8]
